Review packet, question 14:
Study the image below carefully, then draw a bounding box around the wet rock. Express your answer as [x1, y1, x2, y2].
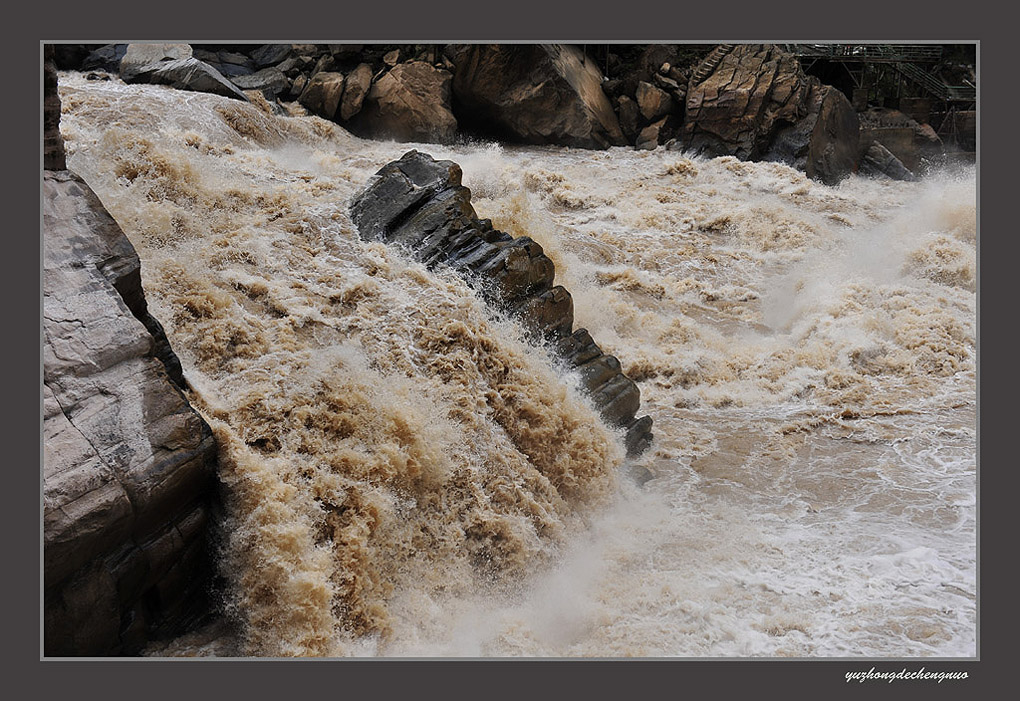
[299, 71, 346, 120]
[624, 415, 654, 456]
[636, 115, 678, 151]
[636, 81, 673, 121]
[804, 86, 860, 185]
[275, 56, 301, 77]
[124, 56, 249, 101]
[616, 95, 641, 142]
[514, 286, 574, 340]
[231, 66, 290, 99]
[451, 44, 626, 149]
[191, 48, 256, 78]
[251, 43, 292, 68]
[339, 63, 374, 121]
[684, 44, 810, 160]
[351, 62, 457, 144]
[859, 140, 918, 181]
[684, 44, 860, 183]
[43, 169, 218, 656]
[350, 150, 652, 454]
[119, 44, 193, 81]
[81, 44, 128, 73]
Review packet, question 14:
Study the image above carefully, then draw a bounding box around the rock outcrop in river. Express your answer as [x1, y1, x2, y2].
[350, 150, 653, 456]
[43, 47, 219, 656]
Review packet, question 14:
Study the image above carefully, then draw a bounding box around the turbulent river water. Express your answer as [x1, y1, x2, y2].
[56, 72, 977, 658]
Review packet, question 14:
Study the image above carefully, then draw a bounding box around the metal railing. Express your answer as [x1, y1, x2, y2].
[784, 44, 975, 102]
[784, 44, 943, 63]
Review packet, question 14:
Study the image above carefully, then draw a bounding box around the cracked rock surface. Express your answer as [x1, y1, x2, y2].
[43, 170, 218, 656]
[351, 150, 653, 456]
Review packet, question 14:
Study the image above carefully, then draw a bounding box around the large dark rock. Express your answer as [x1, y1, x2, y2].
[804, 85, 860, 185]
[250, 43, 292, 68]
[192, 47, 256, 79]
[350, 151, 652, 454]
[81, 44, 128, 73]
[230, 67, 289, 98]
[765, 81, 861, 185]
[451, 44, 626, 149]
[119, 44, 194, 81]
[43, 171, 219, 656]
[683, 44, 860, 183]
[350, 62, 458, 144]
[121, 47, 249, 102]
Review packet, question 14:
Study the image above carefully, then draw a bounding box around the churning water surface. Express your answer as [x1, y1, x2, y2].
[56, 72, 976, 657]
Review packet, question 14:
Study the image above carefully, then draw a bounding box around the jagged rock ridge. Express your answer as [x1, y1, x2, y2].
[350, 150, 653, 456]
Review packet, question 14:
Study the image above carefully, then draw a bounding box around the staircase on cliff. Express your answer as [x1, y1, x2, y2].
[688, 44, 736, 86]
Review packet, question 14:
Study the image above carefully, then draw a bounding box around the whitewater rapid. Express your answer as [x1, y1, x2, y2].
[56, 72, 976, 657]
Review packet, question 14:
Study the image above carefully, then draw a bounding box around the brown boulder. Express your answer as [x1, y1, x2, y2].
[685, 44, 861, 183]
[299, 71, 346, 120]
[636, 115, 679, 151]
[684, 44, 811, 160]
[351, 61, 457, 143]
[636, 81, 673, 122]
[339, 62, 374, 121]
[452, 44, 625, 149]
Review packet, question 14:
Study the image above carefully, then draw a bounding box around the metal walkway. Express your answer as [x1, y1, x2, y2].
[782, 44, 975, 102]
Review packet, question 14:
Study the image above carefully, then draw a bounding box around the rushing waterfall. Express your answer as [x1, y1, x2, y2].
[56, 71, 976, 657]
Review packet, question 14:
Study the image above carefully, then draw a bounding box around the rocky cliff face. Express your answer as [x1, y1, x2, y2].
[451, 44, 626, 149]
[350, 151, 653, 456]
[43, 50, 219, 656]
[684, 44, 860, 184]
[57, 42, 892, 185]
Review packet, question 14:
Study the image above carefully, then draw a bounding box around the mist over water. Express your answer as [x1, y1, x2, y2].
[57, 73, 976, 657]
